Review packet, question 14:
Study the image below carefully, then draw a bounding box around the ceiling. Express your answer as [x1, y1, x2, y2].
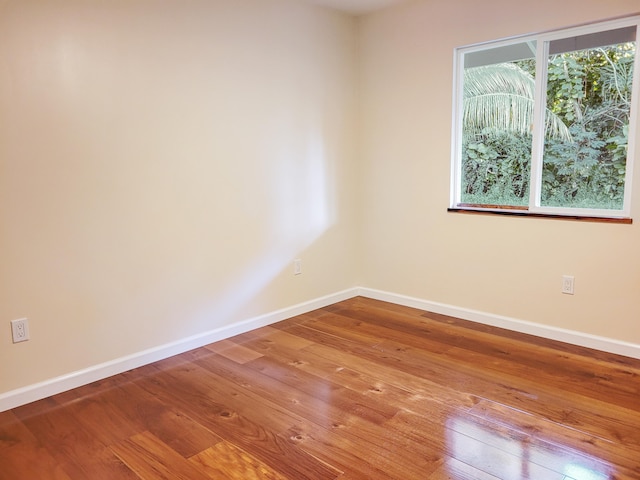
[304, 0, 408, 15]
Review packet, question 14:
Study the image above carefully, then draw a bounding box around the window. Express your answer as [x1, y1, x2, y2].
[451, 16, 640, 219]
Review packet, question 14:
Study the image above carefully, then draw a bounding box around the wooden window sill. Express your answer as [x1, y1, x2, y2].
[448, 207, 633, 224]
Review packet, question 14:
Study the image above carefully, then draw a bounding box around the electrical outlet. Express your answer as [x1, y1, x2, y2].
[11, 318, 30, 343]
[294, 259, 302, 275]
[562, 275, 575, 295]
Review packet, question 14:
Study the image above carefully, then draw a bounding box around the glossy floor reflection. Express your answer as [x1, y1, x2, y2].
[447, 416, 611, 480]
[1, 297, 639, 479]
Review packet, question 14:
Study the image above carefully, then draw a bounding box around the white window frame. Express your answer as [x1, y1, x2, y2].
[450, 15, 640, 219]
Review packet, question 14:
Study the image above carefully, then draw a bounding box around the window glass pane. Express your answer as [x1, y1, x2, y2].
[541, 28, 636, 209]
[460, 41, 536, 206]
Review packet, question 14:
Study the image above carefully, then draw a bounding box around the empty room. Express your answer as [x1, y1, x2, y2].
[1, 0, 639, 478]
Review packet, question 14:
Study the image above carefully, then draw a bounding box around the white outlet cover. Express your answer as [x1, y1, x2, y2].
[11, 318, 30, 343]
[562, 275, 575, 295]
[294, 259, 302, 275]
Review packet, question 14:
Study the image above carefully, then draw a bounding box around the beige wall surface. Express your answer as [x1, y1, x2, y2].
[358, 1, 640, 343]
[0, 0, 358, 393]
[3, 0, 640, 401]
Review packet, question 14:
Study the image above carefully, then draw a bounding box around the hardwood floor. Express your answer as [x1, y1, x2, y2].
[1, 296, 640, 479]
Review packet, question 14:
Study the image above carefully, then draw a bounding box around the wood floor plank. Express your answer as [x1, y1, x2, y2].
[0, 410, 35, 450]
[280, 317, 640, 457]
[132, 360, 342, 480]
[2, 296, 640, 479]
[150, 352, 440, 479]
[189, 440, 291, 480]
[111, 431, 211, 480]
[335, 296, 638, 373]
[235, 326, 316, 351]
[388, 410, 570, 480]
[197, 348, 401, 427]
[10, 396, 140, 479]
[56, 385, 147, 447]
[232, 335, 473, 437]
[114, 381, 224, 459]
[0, 441, 73, 480]
[0, 409, 76, 480]
[205, 339, 265, 364]
[427, 457, 502, 480]
[321, 301, 640, 411]
[469, 398, 640, 477]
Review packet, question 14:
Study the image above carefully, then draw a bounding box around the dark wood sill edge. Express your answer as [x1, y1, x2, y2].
[448, 207, 633, 224]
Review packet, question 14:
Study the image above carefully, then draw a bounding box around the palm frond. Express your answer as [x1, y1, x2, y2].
[463, 63, 572, 141]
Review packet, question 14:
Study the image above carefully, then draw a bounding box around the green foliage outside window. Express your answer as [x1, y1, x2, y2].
[461, 42, 635, 210]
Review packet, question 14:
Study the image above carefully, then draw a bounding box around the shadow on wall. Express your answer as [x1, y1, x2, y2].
[199, 128, 337, 327]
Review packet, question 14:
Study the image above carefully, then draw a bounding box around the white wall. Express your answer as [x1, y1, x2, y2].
[358, 0, 640, 345]
[0, 0, 359, 395]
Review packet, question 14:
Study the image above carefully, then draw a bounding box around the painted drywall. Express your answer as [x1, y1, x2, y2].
[0, 0, 359, 394]
[3, 0, 640, 405]
[358, 1, 640, 344]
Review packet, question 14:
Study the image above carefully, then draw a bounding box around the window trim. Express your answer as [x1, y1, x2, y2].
[450, 15, 640, 220]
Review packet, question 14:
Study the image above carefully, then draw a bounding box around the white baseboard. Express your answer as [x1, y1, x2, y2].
[0, 288, 359, 413]
[357, 287, 640, 360]
[4, 286, 639, 412]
